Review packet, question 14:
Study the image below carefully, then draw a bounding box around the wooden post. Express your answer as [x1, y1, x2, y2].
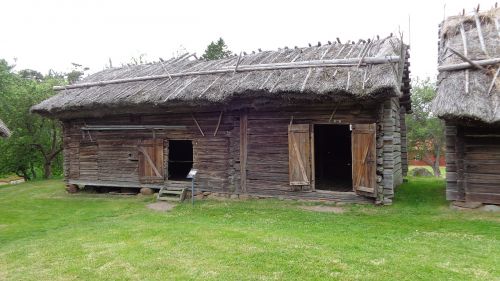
[239, 109, 248, 193]
[310, 124, 315, 191]
[456, 126, 465, 201]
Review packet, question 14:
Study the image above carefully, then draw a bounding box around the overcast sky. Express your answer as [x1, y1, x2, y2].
[0, 0, 496, 80]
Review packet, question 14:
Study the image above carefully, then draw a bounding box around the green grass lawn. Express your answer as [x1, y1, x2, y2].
[0, 178, 498, 280]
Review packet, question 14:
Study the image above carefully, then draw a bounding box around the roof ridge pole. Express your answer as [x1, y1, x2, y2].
[459, 22, 469, 94]
[473, 10, 489, 56]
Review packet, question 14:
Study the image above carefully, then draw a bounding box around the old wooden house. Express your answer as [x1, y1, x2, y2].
[33, 37, 411, 204]
[434, 7, 500, 205]
[0, 119, 10, 138]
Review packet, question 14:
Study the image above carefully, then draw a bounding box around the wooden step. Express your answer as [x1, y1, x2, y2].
[157, 186, 188, 202]
[159, 190, 184, 195]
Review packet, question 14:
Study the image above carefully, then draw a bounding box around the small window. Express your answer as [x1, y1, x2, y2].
[168, 140, 193, 180]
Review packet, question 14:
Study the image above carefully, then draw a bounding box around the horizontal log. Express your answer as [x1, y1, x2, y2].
[438, 57, 500, 71]
[54, 56, 401, 91]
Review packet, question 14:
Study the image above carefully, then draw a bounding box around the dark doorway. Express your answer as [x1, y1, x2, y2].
[168, 140, 193, 180]
[314, 125, 353, 191]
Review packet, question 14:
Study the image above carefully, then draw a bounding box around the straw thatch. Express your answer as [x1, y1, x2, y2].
[434, 7, 500, 124]
[0, 119, 10, 138]
[32, 37, 409, 118]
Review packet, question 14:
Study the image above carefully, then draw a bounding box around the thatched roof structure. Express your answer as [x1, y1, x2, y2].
[0, 119, 10, 138]
[32, 37, 410, 119]
[434, 7, 500, 124]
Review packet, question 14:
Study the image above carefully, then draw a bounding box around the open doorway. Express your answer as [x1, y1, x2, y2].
[168, 140, 193, 180]
[314, 125, 353, 191]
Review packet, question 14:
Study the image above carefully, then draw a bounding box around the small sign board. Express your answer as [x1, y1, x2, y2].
[187, 168, 198, 179]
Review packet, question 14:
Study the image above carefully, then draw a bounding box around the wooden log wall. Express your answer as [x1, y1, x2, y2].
[61, 97, 408, 203]
[446, 123, 500, 204]
[380, 97, 404, 200]
[233, 103, 380, 201]
[63, 112, 234, 192]
[445, 124, 460, 200]
[400, 106, 409, 177]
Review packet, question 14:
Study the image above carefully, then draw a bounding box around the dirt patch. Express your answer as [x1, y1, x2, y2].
[300, 205, 344, 213]
[147, 202, 175, 212]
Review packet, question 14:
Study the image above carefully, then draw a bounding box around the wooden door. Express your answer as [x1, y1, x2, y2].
[138, 139, 164, 183]
[288, 124, 311, 186]
[352, 124, 377, 197]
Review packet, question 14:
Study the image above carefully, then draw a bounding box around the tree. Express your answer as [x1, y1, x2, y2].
[202, 38, 232, 60]
[0, 59, 64, 180]
[406, 79, 445, 177]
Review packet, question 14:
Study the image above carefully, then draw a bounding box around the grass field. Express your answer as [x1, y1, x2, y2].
[0, 178, 498, 280]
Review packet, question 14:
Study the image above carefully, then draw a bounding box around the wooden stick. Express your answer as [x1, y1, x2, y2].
[438, 57, 500, 71]
[328, 105, 338, 123]
[362, 69, 368, 89]
[191, 114, 205, 136]
[53, 56, 401, 91]
[487, 67, 500, 95]
[81, 125, 186, 130]
[320, 44, 335, 60]
[333, 45, 347, 59]
[159, 61, 172, 80]
[460, 23, 469, 94]
[474, 11, 489, 56]
[346, 71, 351, 91]
[199, 75, 221, 97]
[234, 52, 243, 74]
[357, 43, 373, 68]
[446, 47, 487, 71]
[300, 68, 313, 92]
[495, 16, 500, 38]
[213, 111, 223, 136]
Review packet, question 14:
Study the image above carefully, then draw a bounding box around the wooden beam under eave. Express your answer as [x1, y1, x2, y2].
[240, 109, 248, 193]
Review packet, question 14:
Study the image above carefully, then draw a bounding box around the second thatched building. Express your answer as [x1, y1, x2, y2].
[434, 7, 500, 205]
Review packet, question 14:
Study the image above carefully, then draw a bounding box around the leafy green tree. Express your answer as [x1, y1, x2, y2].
[202, 38, 232, 60]
[0, 59, 64, 180]
[406, 79, 445, 177]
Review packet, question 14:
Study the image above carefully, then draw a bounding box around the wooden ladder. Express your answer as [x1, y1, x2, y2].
[157, 186, 188, 202]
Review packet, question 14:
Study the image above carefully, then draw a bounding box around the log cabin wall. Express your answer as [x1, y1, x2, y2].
[400, 106, 408, 177]
[61, 97, 408, 203]
[445, 124, 461, 201]
[230, 101, 381, 203]
[63, 112, 236, 192]
[380, 97, 404, 199]
[445, 122, 500, 205]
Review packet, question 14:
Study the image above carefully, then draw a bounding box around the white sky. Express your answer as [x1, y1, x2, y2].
[0, 0, 496, 80]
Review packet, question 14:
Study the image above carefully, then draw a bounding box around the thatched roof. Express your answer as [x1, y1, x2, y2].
[0, 119, 10, 138]
[33, 37, 410, 118]
[434, 7, 500, 124]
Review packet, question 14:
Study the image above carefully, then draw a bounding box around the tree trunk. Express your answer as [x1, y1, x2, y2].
[432, 143, 442, 177]
[30, 161, 36, 180]
[43, 162, 52, 179]
[431, 161, 441, 177]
